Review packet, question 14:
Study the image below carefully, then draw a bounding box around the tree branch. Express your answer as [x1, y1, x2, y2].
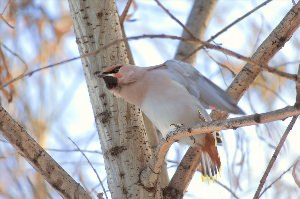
[174, 0, 217, 63]
[68, 1, 156, 198]
[215, 180, 240, 199]
[1, 32, 298, 89]
[68, 138, 108, 199]
[141, 105, 300, 188]
[166, 1, 217, 196]
[254, 64, 300, 199]
[119, 0, 133, 24]
[183, 0, 273, 61]
[259, 160, 299, 198]
[0, 105, 91, 199]
[154, 0, 196, 39]
[253, 116, 298, 199]
[169, 2, 300, 192]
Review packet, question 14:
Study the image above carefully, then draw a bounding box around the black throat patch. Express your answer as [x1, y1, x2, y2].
[103, 76, 118, 90]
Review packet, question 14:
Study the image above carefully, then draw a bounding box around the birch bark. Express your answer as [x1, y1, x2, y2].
[68, 0, 157, 198]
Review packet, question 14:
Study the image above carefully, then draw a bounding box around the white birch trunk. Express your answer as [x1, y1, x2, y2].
[68, 0, 159, 198]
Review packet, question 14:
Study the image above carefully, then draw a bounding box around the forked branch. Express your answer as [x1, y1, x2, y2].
[140, 105, 300, 188]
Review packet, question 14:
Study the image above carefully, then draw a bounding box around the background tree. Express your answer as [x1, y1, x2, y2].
[0, 0, 300, 199]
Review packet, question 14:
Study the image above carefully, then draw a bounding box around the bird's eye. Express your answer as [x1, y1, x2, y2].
[111, 65, 122, 73]
[112, 68, 120, 73]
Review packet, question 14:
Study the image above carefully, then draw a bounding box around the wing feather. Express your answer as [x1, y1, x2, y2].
[150, 60, 244, 114]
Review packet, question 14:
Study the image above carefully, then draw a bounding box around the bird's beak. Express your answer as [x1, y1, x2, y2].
[97, 72, 121, 78]
[95, 71, 120, 79]
[97, 73, 106, 78]
[95, 71, 107, 78]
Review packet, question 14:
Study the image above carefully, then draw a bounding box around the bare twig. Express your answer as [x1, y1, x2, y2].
[259, 160, 299, 197]
[154, 0, 196, 39]
[209, 0, 273, 42]
[196, 163, 240, 199]
[1, 0, 10, 14]
[254, 65, 300, 198]
[2, 33, 297, 89]
[204, 49, 237, 76]
[183, 0, 273, 61]
[253, 116, 298, 199]
[272, 60, 300, 67]
[0, 105, 91, 199]
[68, 138, 108, 199]
[140, 105, 300, 187]
[254, 82, 289, 105]
[46, 148, 102, 154]
[175, 0, 217, 63]
[264, 66, 296, 81]
[295, 64, 300, 103]
[163, 2, 300, 192]
[119, 0, 133, 24]
[0, 55, 81, 89]
[215, 180, 239, 199]
[292, 159, 300, 187]
[0, 14, 14, 29]
[0, 42, 29, 71]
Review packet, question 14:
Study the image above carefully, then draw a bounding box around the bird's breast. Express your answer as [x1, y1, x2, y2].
[140, 80, 204, 137]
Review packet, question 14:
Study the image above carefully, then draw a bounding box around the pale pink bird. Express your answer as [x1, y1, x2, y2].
[97, 60, 244, 178]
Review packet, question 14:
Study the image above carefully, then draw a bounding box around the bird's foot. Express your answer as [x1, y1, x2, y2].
[170, 123, 184, 129]
[166, 123, 184, 142]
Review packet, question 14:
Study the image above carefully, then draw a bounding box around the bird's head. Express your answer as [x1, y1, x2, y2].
[95, 64, 123, 90]
[97, 64, 138, 90]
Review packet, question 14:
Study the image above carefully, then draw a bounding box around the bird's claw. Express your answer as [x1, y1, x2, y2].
[170, 123, 184, 129]
[166, 123, 184, 142]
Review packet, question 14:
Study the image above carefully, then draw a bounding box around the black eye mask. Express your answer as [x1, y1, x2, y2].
[102, 66, 122, 75]
[103, 76, 118, 90]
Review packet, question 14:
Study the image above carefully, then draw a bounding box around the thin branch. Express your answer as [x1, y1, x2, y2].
[0, 55, 81, 88]
[46, 148, 102, 154]
[119, 0, 133, 24]
[174, 0, 217, 63]
[1, 0, 10, 14]
[253, 116, 298, 199]
[154, 0, 196, 39]
[210, 0, 273, 42]
[0, 105, 91, 199]
[169, 1, 300, 188]
[167, 159, 240, 199]
[0, 14, 14, 29]
[259, 160, 299, 197]
[2, 33, 297, 89]
[272, 60, 300, 67]
[254, 65, 300, 198]
[292, 159, 300, 187]
[296, 64, 300, 103]
[204, 49, 237, 76]
[215, 180, 239, 199]
[264, 66, 297, 81]
[140, 105, 300, 187]
[0, 138, 8, 143]
[197, 163, 240, 199]
[68, 138, 108, 199]
[183, 0, 273, 61]
[254, 82, 289, 105]
[0, 42, 29, 71]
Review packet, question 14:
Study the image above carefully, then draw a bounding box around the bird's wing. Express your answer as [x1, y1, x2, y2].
[149, 60, 244, 114]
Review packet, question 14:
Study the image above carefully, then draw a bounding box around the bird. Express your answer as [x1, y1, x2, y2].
[97, 59, 244, 178]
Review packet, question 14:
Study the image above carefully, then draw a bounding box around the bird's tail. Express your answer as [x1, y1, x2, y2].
[198, 134, 221, 179]
[216, 132, 223, 145]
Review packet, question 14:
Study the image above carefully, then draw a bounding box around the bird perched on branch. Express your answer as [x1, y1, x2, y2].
[97, 59, 243, 178]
